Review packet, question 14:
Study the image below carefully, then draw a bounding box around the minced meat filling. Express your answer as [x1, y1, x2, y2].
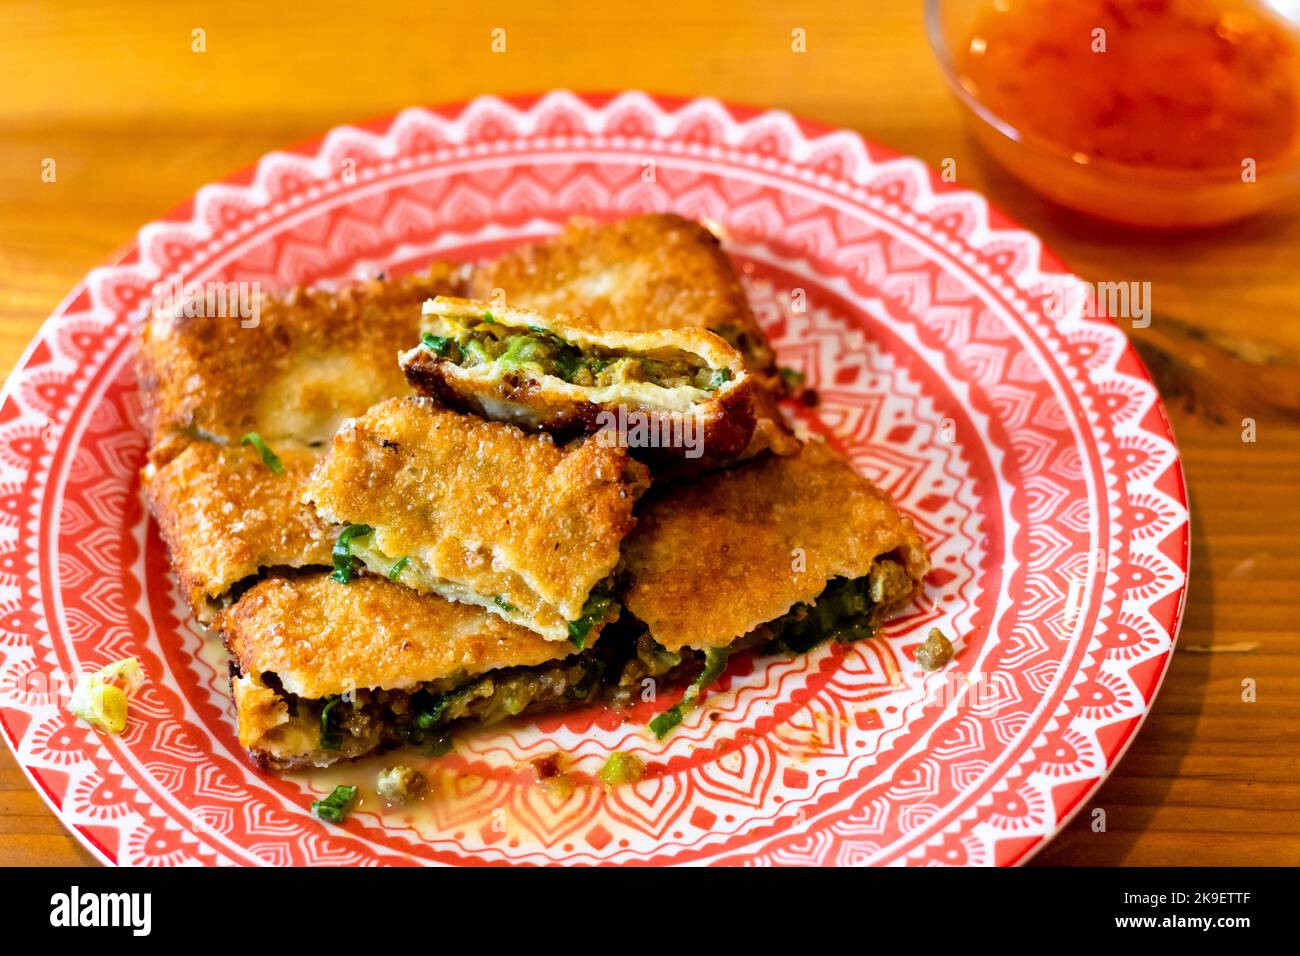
[260, 558, 913, 757]
[421, 319, 729, 391]
[290, 655, 610, 760]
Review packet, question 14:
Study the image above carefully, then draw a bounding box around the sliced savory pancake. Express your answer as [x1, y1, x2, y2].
[139, 267, 462, 620]
[400, 296, 756, 475]
[219, 573, 602, 771]
[134, 217, 938, 766]
[137, 265, 462, 466]
[220, 438, 933, 769]
[468, 214, 774, 371]
[467, 214, 798, 459]
[143, 440, 333, 622]
[303, 397, 651, 643]
[621, 439, 931, 652]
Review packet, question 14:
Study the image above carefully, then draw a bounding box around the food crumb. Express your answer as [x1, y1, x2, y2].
[600, 751, 645, 789]
[916, 628, 955, 671]
[376, 765, 426, 805]
[68, 657, 145, 734]
[531, 752, 577, 800]
[311, 784, 359, 824]
[531, 753, 564, 779]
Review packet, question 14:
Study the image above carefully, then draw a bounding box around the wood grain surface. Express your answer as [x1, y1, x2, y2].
[1, 0, 1296, 868]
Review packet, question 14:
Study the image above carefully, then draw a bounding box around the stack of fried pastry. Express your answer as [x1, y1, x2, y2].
[138, 214, 930, 771]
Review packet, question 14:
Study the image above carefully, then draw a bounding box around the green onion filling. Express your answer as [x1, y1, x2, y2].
[422, 319, 728, 391]
[762, 561, 912, 656]
[702, 367, 732, 391]
[420, 332, 451, 356]
[275, 558, 913, 757]
[331, 524, 373, 584]
[319, 696, 342, 751]
[568, 592, 613, 649]
[644, 559, 914, 737]
[649, 647, 731, 739]
[295, 656, 611, 758]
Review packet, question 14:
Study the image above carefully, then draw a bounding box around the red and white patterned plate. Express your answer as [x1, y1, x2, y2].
[0, 92, 1189, 866]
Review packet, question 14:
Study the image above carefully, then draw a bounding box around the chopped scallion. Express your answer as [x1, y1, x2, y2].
[649, 647, 730, 739]
[703, 367, 732, 391]
[311, 784, 358, 824]
[567, 593, 612, 649]
[331, 524, 373, 583]
[648, 707, 682, 738]
[413, 697, 449, 730]
[600, 751, 645, 788]
[240, 432, 283, 473]
[421, 332, 451, 356]
[319, 697, 342, 750]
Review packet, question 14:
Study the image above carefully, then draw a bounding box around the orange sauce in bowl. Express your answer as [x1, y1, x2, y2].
[957, 0, 1300, 172]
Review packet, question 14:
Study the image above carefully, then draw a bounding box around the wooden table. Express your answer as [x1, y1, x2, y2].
[2, 0, 1296, 867]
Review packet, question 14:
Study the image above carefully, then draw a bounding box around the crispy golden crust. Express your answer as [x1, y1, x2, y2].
[137, 265, 462, 466]
[745, 380, 802, 459]
[622, 439, 931, 651]
[400, 296, 757, 475]
[303, 397, 650, 640]
[219, 573, 578, 699]
[144, 442, 334, 622]
[230, 672, 324, 770]
[468, 214, 776, 374]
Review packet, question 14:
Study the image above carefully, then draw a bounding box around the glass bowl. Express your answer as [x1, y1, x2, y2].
[925, 0, 1300, 228]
